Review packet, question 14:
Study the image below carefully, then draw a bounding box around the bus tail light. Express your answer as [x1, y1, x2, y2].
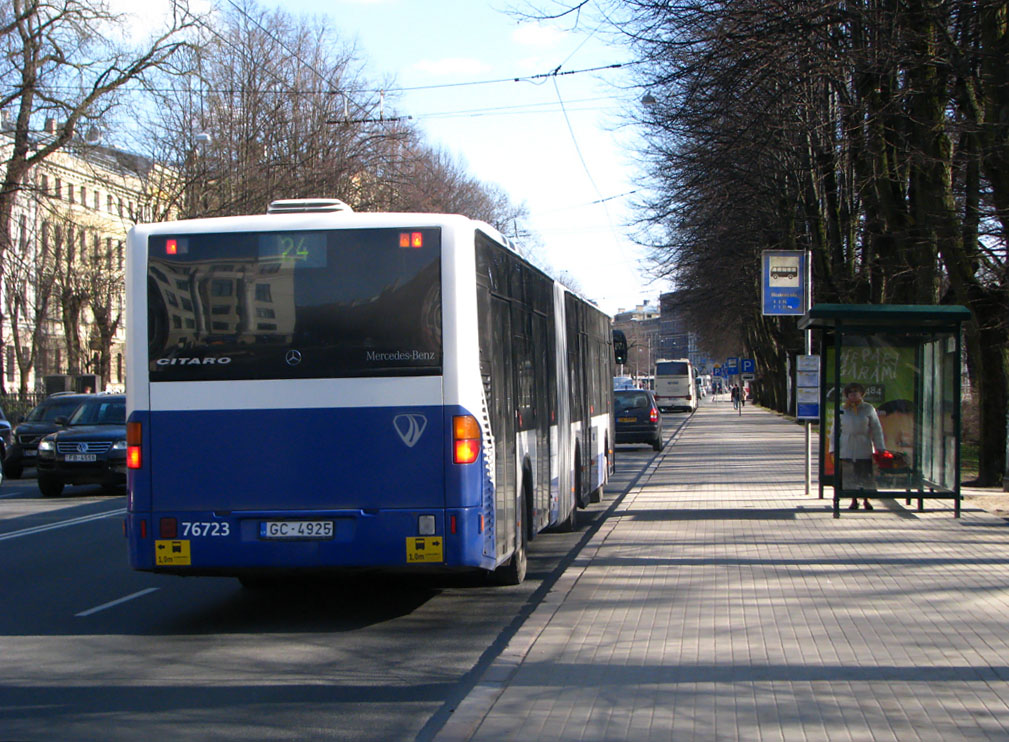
[453, 415, 481, 464]
[127, 421, 142, 469]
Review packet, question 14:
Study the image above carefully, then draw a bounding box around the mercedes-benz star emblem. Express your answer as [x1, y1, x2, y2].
[285, 350, 303, 366]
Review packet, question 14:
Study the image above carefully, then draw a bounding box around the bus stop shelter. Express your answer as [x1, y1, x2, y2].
[799, 304, 971, 518]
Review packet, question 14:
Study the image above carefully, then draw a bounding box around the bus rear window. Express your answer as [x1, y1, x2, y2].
[147, 228, 442, 381]
[656, 361, 689, 375]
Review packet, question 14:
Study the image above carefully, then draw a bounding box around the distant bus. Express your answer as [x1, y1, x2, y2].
[654, 358, 697, 412]
[124, 200, 614, 586]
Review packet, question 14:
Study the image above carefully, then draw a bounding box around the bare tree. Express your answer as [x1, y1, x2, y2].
[136, 0, 397, 218]
[562, 0, 1008, 482]
[0, 0, 196, 391]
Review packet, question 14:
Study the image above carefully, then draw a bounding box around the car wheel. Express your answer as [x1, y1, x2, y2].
[38, 474, 64, 498]
[653, 435, 663, 452]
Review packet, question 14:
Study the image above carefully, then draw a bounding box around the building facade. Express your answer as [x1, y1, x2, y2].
[2, 128, 160, 394]
[612, 300, 661, 381]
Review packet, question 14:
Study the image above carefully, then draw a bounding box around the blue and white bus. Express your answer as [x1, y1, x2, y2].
[125, 200, 613, 586]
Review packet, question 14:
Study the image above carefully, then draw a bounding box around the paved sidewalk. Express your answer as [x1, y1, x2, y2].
[435, 400, 1009, 741]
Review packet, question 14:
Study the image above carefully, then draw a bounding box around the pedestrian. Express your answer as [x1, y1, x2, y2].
[731, 384, 740, 411]
[836, 381, 885, 510]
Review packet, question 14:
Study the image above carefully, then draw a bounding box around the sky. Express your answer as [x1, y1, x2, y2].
[257, 0, 663, 315]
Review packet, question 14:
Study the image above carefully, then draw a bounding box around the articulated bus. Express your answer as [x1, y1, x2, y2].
[653, 358, 697, 412]
[124, 200, 613, 586]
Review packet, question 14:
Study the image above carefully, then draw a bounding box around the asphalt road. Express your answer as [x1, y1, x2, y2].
[0, 416, 686, 741]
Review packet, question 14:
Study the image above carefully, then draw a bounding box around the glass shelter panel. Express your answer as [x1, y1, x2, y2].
[826, 334, 923, 495]
[823, 329, 961, 499]
[801, 303, 969, 518]
[918, 334, 959, 491]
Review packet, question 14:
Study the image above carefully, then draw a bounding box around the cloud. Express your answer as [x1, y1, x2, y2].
[512, 23, 568, 49]
[410, 58, 493, 78]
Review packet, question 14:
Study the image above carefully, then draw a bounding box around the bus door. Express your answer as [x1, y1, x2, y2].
[566, 299, 590, 505]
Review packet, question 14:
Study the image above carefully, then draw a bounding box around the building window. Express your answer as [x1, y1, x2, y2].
[255, 283, 272, 302]
[93, 190, 99, 209]
[68, 182, 74, 203]
[41, 174, 48, 195]
[107, 194, 113, 212]
[80, 185, 86, 204]
[211, 279, 232, 297]
[116, 353, 123, 382]
[5, 346, 14, 383]
[55, 178, 62, 199]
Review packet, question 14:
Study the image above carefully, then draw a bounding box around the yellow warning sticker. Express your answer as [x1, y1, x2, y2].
[406, 537, 443, 563]
[155, 539, 191, 566]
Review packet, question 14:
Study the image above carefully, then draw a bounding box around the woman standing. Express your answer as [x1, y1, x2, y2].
[837, 382, 885, 510]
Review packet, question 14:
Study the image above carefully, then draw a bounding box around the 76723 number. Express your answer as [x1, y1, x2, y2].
[181, 521, 230, 537]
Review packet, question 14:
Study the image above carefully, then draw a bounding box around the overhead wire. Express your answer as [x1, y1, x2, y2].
[196, 0, 649, 301]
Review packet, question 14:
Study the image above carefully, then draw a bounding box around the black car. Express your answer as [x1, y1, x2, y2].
[36, 395, 126, 497]
[0, 405, 11, 467]
[614, 389, 664, 451]
[5, 393, 94, 479]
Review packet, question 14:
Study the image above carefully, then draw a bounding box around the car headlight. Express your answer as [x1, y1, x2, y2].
[38, 439, 55, 454]
[112, 440, 127, 450]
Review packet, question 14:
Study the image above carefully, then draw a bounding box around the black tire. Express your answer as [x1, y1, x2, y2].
[653, 435, 663, 452]
[575, 447, 588, 509]
[38, 474, 64, 498]
[492, 484, 528, 586]
[556, 497, 579, 532]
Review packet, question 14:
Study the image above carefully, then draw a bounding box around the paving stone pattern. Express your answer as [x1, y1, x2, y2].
[436, 401, 1009, 742]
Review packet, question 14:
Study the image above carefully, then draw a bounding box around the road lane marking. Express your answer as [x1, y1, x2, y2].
[0, 508, 126, 541]
[76, 587, 160, 617]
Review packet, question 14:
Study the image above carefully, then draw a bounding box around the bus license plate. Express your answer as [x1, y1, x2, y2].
[65, 453, 97, 462]
[260, 520, 334, 540]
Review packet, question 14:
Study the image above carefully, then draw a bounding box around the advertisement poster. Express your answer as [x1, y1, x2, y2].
[821, 340, 917, 482]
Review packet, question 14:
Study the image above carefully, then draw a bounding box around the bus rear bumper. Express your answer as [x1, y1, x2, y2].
[126, 507, 497, 574]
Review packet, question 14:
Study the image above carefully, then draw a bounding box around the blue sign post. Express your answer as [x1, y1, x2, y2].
[725, 357, 739, 376]
[762, 250, 806, 316]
